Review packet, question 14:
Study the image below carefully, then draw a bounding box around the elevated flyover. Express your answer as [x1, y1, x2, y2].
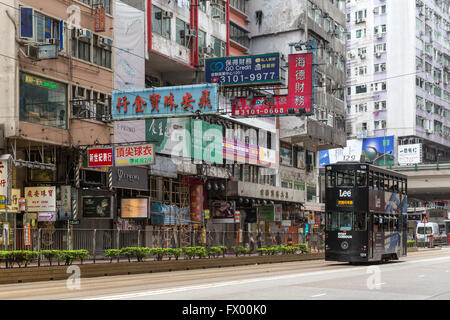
[389, 162, 450, 201]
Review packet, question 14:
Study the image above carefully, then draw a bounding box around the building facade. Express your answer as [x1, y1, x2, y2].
[346, 0, 450, 163]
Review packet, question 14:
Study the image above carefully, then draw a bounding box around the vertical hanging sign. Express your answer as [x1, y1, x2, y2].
[95, 7, 106, 32]
[288, 53, 313, 115]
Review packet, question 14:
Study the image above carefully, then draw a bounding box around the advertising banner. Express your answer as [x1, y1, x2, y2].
[211, 200, 236, 223]
[82, 196, 112, 218]
[25, 186, 56, 212]
[205, 53, 281, 86]
[111, 166, 148, 191]
[288, 53, 313, 115]
[398, 144, 422, 165]
[121, 198, 149, 218]
[146, 118, 191, 158]
[38, 212, 56, 222]
[87, 148, 114, 167]
[319, 140, 363, 168]
[114, 120, 146, 144]
[112, 83, 219, 119]
[190, 184, 203, 223]
[0, 155, 12, 205]
[94, 7, 105, 32]
[191, 120, 223, 164]
[231, 95, 291, 117]
[115, 144, 155, 166]
[114, 1, 145, 90]
[361, 136, 395, 166]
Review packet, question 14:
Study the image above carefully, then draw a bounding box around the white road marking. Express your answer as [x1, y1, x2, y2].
[84, 255, 450, 300]
[311, 293, 327, 297]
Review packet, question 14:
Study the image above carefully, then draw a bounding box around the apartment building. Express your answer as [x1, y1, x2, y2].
[0, 0, 115, 230]
[346, 0, 450, 163]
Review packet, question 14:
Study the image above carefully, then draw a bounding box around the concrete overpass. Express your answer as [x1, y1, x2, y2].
[389, 163, 450, 201]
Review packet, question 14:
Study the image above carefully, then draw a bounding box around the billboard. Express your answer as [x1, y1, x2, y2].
[25, 186, 56, 212]
[87, 148, 114, 167]
[112, 83, 219, 119]
[121, 198, 149, 218]
[398, 144, 422, 165]
[362, 136, 395, 166]
[288, 53, 313, 115]
[319, 140, 363, 168]
[82, 196, 112, 218]
[205, 53, 281, 86]
[231, 95, 291, 117]
[211, 200, 236, 223]
[319, 136, 394, 167]
[115, 144, 155, 166]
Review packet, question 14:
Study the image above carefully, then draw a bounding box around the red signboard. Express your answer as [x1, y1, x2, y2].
[288, 53, 313, 114]
[231, 53, 313, 117]
[95, 8, 106, 32]
[88, 148, 113, 167]
[231, 95, 290, 117]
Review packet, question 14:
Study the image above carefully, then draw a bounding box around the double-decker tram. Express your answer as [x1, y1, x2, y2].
[324, 162, 408, 263]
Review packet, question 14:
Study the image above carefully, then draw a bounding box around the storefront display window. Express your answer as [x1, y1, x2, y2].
[19, 72, 67, 129]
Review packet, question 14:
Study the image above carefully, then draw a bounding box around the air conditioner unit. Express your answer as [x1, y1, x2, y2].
[202, 47, 214, 55]
[184, 29, 197, 37]
[76, 28, 91, 40]
[426, 128, 433, 134]
[376, 52, 382, 58]
[26, 44, 39, 60]
[45, 38, 57, 45]
[162, 11, 173, 19]
[376, 33, 383, 39]
[360, 53, 366, 59]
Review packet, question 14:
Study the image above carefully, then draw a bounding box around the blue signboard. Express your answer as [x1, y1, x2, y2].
[112, 84, 219, 120]
[361, 136, 394, 166]
[205, 53, 281, 86]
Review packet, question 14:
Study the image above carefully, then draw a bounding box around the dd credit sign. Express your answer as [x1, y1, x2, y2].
[88, 148, 113, 167]
[205, 53, 281, 86]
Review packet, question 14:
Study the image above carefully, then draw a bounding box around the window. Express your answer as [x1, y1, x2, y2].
[353, 212, 366, 231]
[211, 36, 226, 57]
[230, 0, 247, 13]
[20, 7, 65, 51]
[356, 170, 367, 187]
[326, 212, 353, 232]
[20, 72, 67, 129]
[230, 23, 250, 48]
[152, 6, 171, 39]
[176, 18, 190, 47]
[71, 29, 91, 62]
[336, 170, 355, 187]
[93, 35, 111, 68]
[326, 170, 336, 188]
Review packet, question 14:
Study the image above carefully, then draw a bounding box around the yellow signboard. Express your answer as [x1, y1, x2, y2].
[338, 200, 354, 206]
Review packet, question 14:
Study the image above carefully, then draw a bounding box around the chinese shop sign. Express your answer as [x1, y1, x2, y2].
[231, 95, 290, 117]
[205, 53, 281, 86]
[112, 84, 219, 119]
[95, 7, 106, 32]
[0, 155, 12, 205]
[25, 186, 56, 212]
[87, 148, 114, 167]
[115, 144, 155, 166]
[288, 53, 313, 115]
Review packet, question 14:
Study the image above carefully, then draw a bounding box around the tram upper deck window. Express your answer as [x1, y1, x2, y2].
[326, 170, 336, 188]
[336, 170, 355, 187]
[356, 170, 367, 187]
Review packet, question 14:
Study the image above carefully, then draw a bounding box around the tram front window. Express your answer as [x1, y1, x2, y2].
[326, 212, 353, 231]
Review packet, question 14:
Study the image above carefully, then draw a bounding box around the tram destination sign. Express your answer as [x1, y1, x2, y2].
[205, 53, 281, 86]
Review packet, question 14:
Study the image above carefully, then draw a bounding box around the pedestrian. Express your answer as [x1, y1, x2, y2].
[276, 232, 282, 245]
[249, 235, 255, 253]
[256, 233, 262, 249]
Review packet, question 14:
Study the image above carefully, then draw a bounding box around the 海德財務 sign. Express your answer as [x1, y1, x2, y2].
[205, 53, 281, 86]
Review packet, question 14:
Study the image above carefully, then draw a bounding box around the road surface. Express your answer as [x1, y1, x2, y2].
[0, 248, 449, 300]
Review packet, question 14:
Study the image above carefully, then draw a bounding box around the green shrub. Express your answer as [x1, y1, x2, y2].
[206, 247, 222, 259]
[104, 249, 121, 263]
[407, 240, 416, 248]
[171, 248, 182, 260]
[256, 248, 267, 256]
[232, 246, 249, 257]
[40, 250, 60, 266]
[59, 251, 78, 266]
[75, 250, 90, 264]
[280, 245, 296, 255]
[164, 248, 174, 261]
[120, 247, 135, 262]
[134, 248, 150, 262]
[194, 246, 207, 259]
[218, 246, 227, 257]
[182, 247, 197, 260]
[150, 248, 165, 261]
